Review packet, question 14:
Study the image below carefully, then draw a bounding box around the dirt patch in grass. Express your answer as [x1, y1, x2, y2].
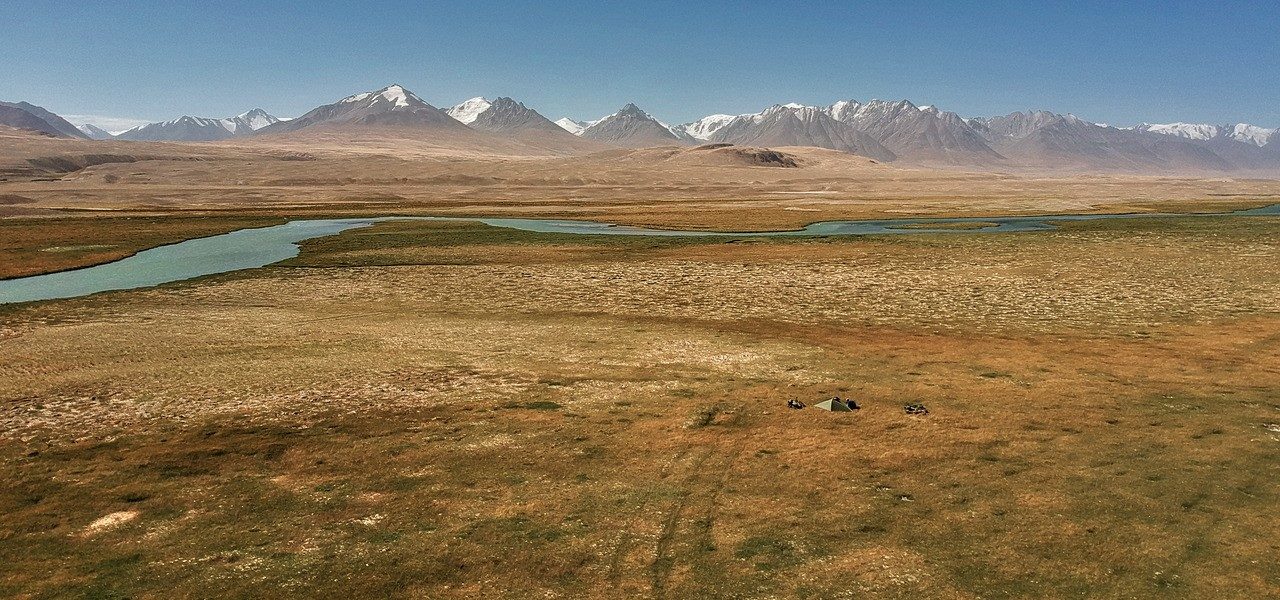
[82, 511, 139, 536]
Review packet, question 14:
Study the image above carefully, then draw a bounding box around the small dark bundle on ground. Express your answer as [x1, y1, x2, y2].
[904, 403, 929, 415]
[786, 399, 805, 410]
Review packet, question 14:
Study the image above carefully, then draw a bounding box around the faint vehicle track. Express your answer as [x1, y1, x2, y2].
[651, 438, 744, 598]
[600, 417, 745, 600]
[606, 447, 695, 588]
[648, 446, 716, 598]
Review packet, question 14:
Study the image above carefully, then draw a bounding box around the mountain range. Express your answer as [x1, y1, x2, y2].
[246, 85, 601, 155]
[577, 103, 684, 148]
[3, 85, 1277, 173]
[114, 108, 281, 141]
[554, 99, 1278, 172]
[706, 104, 896, 162]
[76, 123, 114, 140]
[827, 100, 1001, 163]
[1130, 122, 1274, 147]
[446, 96, 575, 136]
[257, 85, 464, 135]
[0, 101, 89, 139]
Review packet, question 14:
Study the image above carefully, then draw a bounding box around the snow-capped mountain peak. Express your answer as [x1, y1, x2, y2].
[827, 99, 862, 121]
[340, 84, 422, 108]
[554, 118, 580, 134]
[579, 103, 684, 147]
[233, 108, 280, 131]
[843, 99, 923, 122]
[555, 117, 590, 135]
[757, 103, 823, 123]
[259, 84, 459, 134]
[379, 84, 415, 106]
[1231, 123, 1275, 147]
[614, 103, 654, 120]
[1134, 122, 1221, 140]
[446, 97, 492, 124]
[114, 108, 282, 141]
[76, 123, 114, 139]
[1132, 122, 1276, 147]
[707, 101, 897, 161]
[455, 97, 568, 134]
[675, 114, 737, 140]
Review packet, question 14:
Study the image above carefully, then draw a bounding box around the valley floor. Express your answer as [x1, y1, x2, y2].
[2, 214, 1278, 598]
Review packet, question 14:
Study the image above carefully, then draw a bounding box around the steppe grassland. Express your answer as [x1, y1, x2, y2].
[1, 214, 1278, 598]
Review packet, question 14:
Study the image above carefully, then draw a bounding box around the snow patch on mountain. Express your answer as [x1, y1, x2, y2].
[1229, 123, 1275, 146]
[379, 85, 413, 107]
[1135, 122, 1221, 140]
[826, 100, 862, 121]
[234, 108, 280, 131]
[447, 97, 492, 124]
[63, 114, 153, 135]
[555, 118, 592, 135]
[339, 84, 422, 109]
[76, 123, 114, 139]
[114, 108, 282, 140]
[754, 104, 826, 124]
[341, 91, 374, 104]
[1133, 122, 1276, 147]
[674, 114, 737, 140]
[840, 99, 920, 122]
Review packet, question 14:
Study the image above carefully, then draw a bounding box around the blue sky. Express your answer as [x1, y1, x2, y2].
[3, 0, 1278, 130]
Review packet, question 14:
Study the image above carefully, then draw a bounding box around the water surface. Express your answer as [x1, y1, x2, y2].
[3, 204, 1277, 304]
[0, 219, 377, 304]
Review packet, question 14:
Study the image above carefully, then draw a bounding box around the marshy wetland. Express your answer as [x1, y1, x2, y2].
[4, 204, 1277, 304]
[2, 208, 1278, 598]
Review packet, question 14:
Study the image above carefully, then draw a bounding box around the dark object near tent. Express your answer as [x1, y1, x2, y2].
[904, 403, 929, 415]
[815, 398, 853, 412]
[787, 399, 805, 410]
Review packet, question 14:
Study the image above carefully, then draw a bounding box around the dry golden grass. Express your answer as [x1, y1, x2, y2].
[4, 130, 1280, 232]
[1, 215, 1278, 598]
[2, 131, 1279, 597]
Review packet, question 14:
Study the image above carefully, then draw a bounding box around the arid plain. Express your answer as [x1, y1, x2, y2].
[2, 128, 1279, 598]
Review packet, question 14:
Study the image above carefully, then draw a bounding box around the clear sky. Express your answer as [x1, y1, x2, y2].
[3, 0, 1277, 130]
